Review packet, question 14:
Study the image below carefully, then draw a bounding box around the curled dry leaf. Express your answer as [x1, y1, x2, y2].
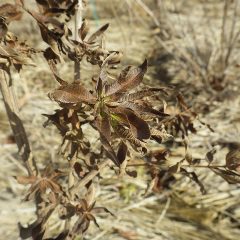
[98, 132, 120, 167]
[43, 47, 67, 85]
[78, 19, 89, 41]
[114, 125, 146, 150]
[168, 162, 181, 174]
[87, 23, 109, 44]
[48, 83, 96, 104]
[0, 17, 8, 40]
[106, 59, 148, 96]
[94, 112, 111, 142]
[67, 198, 114, 237]
[18, 219, 45, 240]
[212, 168, 240, 184]
[226, 148, 240, 172]
[205, 148, 217, 163]
[118, 87, 169, 102]
[110, 107, 150, 140]
[117, 141, 128, 165]
[15, 165, 65, 201]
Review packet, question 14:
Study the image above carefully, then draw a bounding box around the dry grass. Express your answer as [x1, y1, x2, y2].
[0, 0, 240, 239]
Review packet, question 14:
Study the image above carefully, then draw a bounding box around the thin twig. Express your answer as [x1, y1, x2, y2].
[135, 0, 160, 27]
[69, 0, 84, 192]
[74, 0, 83, 82]
[127, 162, 227, 169]
[155, 197, 171, 226]
[220, 0, 229, 70]
[224, 0, 239, 68]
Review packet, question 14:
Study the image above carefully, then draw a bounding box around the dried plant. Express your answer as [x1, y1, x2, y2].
[1, 0, 240, 239]
[152, 0, 240, 93]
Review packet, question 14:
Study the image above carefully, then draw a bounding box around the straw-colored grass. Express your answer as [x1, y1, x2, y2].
[0, 0, 240, 239]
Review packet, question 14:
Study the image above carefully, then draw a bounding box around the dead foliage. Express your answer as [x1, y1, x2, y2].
[0, 1, 240, 239]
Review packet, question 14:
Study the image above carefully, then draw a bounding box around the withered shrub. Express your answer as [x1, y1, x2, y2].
[1, 0, 240, 239]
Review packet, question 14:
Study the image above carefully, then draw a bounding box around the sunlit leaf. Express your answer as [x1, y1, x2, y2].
[87, 23, 109, 43]
[49, 83, 96, 104]
[226, 148, 240, 172]
[0, 17, 8, 39]
[78, 19, 89, 41]
[105, 59, 148, 95]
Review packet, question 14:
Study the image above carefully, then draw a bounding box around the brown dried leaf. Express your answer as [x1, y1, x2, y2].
[120, 102, 168, 118]
[150, 128, 173, 143]
[111, 107, 150, 140]
[73, 162, 85, 179]
[18, 220, 44, 240]
[125, 109, 150, 140]
[106, 59, 147, 95]
[49, 83, 96, 104]
[87, 23, 109, 43]
[0, 17, 8, 40]
[226, 148, 240, 172]
[126, 170, 137, 178]
[15, 175, 37, 185]
[96, 73, 103, 97]
[169, 162, 181, 174]
[12, 53, 36, 66]
[16, 166, 64, 201]
[25, 9, 65, 56]
[0, 45, 14, 58]
[100, 133, 120, 166]
[118, 87, 169, 102]
[114, 125, 146, 149]
[205, 148, 216, 163]
[117, 141, 128, 165]
[212, 168, 240, 184]
[95, 113, 111, 142]
[44, 47, 66, 85]
[176, 93, 189, 111]
[79, 19, 89, 41]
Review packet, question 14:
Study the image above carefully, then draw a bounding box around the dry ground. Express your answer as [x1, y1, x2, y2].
[0, 0, 240, 239]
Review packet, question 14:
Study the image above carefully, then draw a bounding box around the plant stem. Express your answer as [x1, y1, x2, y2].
[182, 164, 226, 169]
[68, 0, 84, 191]
[74, 0, 83, 82]
[127, 162, 226, 169]
[70, 159, 111, 196]
[0, 68, 37, 175]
